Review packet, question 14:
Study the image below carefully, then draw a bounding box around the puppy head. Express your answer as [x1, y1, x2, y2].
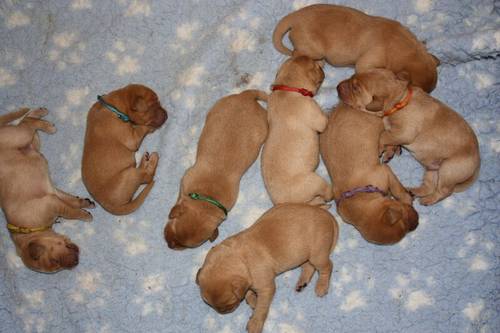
[16, 231, 79, 273]
[164, 200, 222, 250]
[122, 84, 168, 128]
[336, 69, 409, 114]
[376, 200, 419, 243]
[196, 251, 250, 314]
[275, 56, 325, 91]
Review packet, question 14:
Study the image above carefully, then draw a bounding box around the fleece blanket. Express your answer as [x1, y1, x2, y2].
[0, 1, 498, 332]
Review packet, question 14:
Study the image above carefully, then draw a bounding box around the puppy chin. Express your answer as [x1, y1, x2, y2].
[215, 302, 240, 314]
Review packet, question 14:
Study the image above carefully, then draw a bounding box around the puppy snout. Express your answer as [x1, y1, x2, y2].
[405, 204, 419, 232]
[60, 245, 79, 268]
[164, 224, 185, 250]
[336, 80, 350, 101]
[151, 107, 168, 128]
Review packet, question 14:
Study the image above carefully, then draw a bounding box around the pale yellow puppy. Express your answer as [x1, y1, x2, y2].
[196, 203, 339, 333]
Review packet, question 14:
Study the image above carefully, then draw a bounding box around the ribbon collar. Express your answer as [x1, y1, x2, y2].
[335, 185, 386, 206]
[97, 95, 130, 123]
[7, 223, 52, 234]
[271, 85, 314, 97]
[188, 193, 228, 218]
[383, 87, 413, 117]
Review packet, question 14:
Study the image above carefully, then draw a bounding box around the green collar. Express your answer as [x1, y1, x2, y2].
[97, 95, 130, 123]
[188, 192, 228, 218]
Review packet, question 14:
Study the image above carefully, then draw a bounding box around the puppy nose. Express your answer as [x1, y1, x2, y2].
[60, 247, 79, 268]
[336, 81, 349, 99]
[405, 205, 419, 232]
[164, 227, 176, 249]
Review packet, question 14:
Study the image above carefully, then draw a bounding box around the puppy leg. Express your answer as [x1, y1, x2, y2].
[381, 145, 402, 163]
[383, 165, 412, 205]
[55, 189, 95, 209]
[409, 170, 438, 197]
[309, 257, 333, 297]
[247, 282, 275, 333]
[308, 108, 328, 133]
[301, 173, 333, 204]
[245, 290, 257, 310]
[295, 262, 315, 292]
[49, 196, 93, 222]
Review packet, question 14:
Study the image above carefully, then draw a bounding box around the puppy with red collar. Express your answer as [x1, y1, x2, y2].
[261, 56, 332, 206]
[337, 69, 480, 205]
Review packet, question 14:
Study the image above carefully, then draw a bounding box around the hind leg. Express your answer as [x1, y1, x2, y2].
[295, 262, 315, 292]
[55, 189, 95, 209]
[48, 196, 93, 222]
[302, 173, 333, 204]
[409, 170, 438, 198]
[419, 157, 474, 206]
[310, 257, 333, 297]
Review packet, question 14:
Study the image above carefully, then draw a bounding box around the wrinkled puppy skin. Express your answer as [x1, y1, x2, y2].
[165, 90, 268, 249]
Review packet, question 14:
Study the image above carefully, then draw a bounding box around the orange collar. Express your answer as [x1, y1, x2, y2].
[383, 87, 413, 117]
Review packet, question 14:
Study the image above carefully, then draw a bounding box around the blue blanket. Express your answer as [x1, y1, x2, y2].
[1, 1, 498, 332]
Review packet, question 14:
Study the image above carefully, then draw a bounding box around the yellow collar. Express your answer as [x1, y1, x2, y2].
[6, 223, 52, 234]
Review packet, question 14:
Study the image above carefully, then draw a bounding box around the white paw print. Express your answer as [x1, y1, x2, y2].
[105, 40, 143, 76]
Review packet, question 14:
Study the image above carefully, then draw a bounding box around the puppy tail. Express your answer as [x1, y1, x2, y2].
[242, 89, 268, 103]
[103, 181, 155, 215]
[0, 108, 31, 126]
[272, 14, 294, 56]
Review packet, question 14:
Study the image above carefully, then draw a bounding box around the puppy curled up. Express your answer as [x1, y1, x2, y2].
[0, 108, 94, 273]
[164, 90, 268, 249]
[261, 56, 332, 206]
[273, 4, 440, 92]
[82, 84, 167, 215]
[337, 68, 480, 205]
[196, 203, 339, 333]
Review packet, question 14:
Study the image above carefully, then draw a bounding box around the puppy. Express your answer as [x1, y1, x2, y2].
[196, 203, 338, 333]
[320, 103, 418, 244]
[0, 108, 94, 273]
[337, 68, 480, 205]
[261, 56, 332, 206]
[273, 4, 440, 92]
[164, 90, 268, 249]
[82, 84, 167, 215]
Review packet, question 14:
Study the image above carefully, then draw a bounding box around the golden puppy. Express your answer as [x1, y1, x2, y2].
[82, 84, 167, 215]
[337, 68, 480, 205]
[273, 4, 440, 92]
[261, 56, 332, 206]
[196, 203, 338, 333]
[320, 103, 418, 244]
[0, 108, 94, 273]
[164, 90, 268, 249]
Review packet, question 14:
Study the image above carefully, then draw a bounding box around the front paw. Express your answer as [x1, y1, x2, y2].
[382, 145, 401, 163]
[27, 107, 49, 119]
[246, 317, 264, 333]
[378, 142, 386, 157]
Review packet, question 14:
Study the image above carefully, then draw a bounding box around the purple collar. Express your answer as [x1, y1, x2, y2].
[335, 185, 387, 206]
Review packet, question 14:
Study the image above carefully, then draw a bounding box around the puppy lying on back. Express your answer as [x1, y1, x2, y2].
[261, 56, 332, 206]
[197, 203, 339, 333]
[320, 102, 418, 244]
[337, 69, 480, 205]
[273, 4, 440, 92]
[82, 84, 167, 215]
[164, 90, 268, 249]
[0, 108, 94, 273]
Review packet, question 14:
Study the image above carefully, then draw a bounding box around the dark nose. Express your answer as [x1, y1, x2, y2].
[405, 204, 419, 232]
[336, 80, 349, 100]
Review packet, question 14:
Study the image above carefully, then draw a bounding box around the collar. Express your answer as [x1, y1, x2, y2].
[271, 85, 314, 97]
[335, 185, 386, 206]
[188, 192, 228, 218]
[7, 223, 52, 234]
[97, 95, 131, 122]
[383, 87, 413, 117]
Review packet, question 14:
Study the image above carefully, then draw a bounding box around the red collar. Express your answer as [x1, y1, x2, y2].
[271, 85, 314, 97]
[384, 87, 413, 117]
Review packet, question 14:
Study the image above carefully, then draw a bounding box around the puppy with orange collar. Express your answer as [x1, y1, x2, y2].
[337, 69, 480, 205]
[164, 90, 268, 249]
[0, 108, 94, 273]
[261, 56, 332, 206]
[82, 84, 167, 215]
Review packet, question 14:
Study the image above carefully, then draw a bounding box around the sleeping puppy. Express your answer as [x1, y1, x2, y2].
[82, 84, 167, 215]
[273, 4, 440, 92]
[164, 90, 268, 249]
[0, 108, 94, 273]
[337, 68, 480, 205]
[261, 56, 332, 206]
[196, 203, 338, 333]
[320, 103, 418, 244]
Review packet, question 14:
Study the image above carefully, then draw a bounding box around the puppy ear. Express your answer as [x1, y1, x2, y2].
[366, 95, 385, 111]
[395, 71, 411, 84]
[208, 228, 219, 242]
[382, 204, 403, 226]
[168, 204, 184, 219]
[430, 53, 441, 67]
[27, 241, 45, 261]
[231, 277, 249, 300]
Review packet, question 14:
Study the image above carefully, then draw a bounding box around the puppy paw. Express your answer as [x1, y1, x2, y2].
[245, 290, 257, 309]
[295, 282, 308, 292]
[381, 145, 401, 163]
[418, 194, 440, 206]
[315, 283, 329, 297]
[82, 210, 93, 222]
[28, 107, 49, 119]
[83, 198, 96, 209]
[246, 317, 264, 333]
[409, 186, 431, 198]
